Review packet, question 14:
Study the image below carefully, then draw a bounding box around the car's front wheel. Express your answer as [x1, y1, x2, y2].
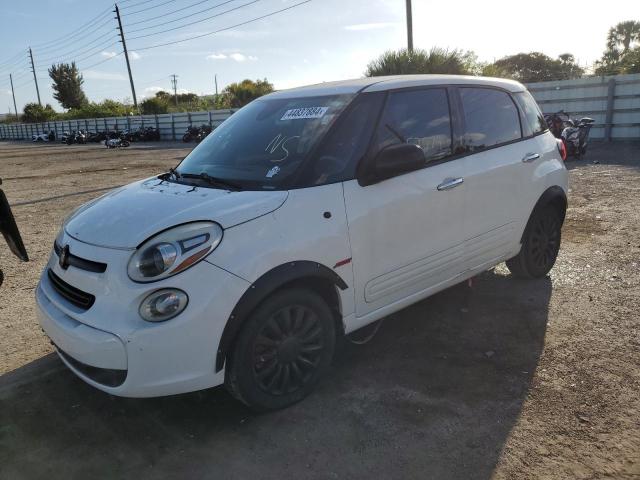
[226, 288, 336, 411]
[507, 205, 562, 278]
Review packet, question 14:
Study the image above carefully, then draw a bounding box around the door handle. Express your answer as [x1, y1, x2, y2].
[437, 177, 464, 191]
[522, 152, 540, 163]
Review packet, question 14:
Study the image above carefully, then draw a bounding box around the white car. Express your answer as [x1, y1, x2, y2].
[36, 75, 568, 410]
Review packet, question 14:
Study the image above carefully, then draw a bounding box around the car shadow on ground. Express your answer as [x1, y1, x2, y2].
[563, 140, 640, 171]
[0, 270, 551, 480]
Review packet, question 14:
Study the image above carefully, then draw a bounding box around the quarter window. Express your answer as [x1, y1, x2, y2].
[459, 88, 521, 152]
[514, 91, 547, 137]
[372, 88, 452, 164]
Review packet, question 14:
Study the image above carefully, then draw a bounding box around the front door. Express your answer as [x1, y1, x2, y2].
[343, 87, 467, 318]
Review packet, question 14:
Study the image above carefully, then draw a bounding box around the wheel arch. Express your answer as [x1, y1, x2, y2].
[215, 261, 348, 372]
[521, 185, 567, 243]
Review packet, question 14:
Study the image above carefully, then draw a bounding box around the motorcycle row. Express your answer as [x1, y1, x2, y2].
[544, 110, 595, 159]
[60, 126, 162, 148]
[182, 124, 213, 143]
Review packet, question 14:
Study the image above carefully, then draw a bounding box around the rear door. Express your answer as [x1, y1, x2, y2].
[454, 87, 528, 270]
[343, 87, 467, 318]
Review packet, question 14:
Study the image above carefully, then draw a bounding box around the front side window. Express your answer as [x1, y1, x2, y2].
[177, 94, 354, 190]
[459, 88, 521, 152]
[371, 88, 452, 164]
[514, 91, 547, 137]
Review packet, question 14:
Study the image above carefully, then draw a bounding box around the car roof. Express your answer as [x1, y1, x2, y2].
[266, 75, 526, 99]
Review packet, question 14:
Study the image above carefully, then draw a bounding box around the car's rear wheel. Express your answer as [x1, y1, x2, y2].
[506, 205, 562, 278]
[226, 288, 336, 411]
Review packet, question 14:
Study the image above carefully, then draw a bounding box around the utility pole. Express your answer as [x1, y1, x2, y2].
[405, 0, 413, 53]
[214, 74, 218, 96]
[171, 74, 178, 106]
[114, 4, 138, 110]
[28, 47, 42, 106]
[9, 74, 18, 118]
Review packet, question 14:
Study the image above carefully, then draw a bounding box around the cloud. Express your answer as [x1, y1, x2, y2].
[344, 22, 397, 31]
[101, 51, 118, 58]
[129, 51, 141, 60]
[83, 70, 126, 81]
[144, 86, 165, 94]
[206, 52, 257, 62]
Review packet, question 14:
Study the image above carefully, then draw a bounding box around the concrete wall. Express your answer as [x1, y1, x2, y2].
[527, 73, 640, 140]
[0, 109, 234, 141]
[2, 74, 639, 141]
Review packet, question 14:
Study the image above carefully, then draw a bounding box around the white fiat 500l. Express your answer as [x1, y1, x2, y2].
[37, 75, 567, 410]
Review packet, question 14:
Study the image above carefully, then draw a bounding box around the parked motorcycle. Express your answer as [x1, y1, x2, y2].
[87, 131, 107, 143]
[182, 125, 201, 143]
[544, 111, 595, 159]
[105, 133, 130, 148]
[0, 178, 28, 288]
[197, 124, 212, 142]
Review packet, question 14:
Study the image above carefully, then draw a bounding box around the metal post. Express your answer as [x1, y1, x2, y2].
[604, 78, 616, 142]
[9, 74, 18, 119]
[171, 74, 179, 107]
[170, 113, 175, 140]
[405, 0, 413, 53]
[114, 4, 138, 110]
[28, 47, 42, 106]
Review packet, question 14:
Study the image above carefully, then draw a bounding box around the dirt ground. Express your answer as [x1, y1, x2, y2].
[0, 140, 638, 480]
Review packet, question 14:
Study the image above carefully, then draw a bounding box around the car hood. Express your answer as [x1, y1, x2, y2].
[65, 177, 288, 249]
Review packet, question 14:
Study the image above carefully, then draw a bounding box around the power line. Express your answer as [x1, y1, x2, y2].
[30, 7, 113, 50]
[129, 0, 235, 33]
[128, 0, 261, 40]
[131, 0, 312, 51]
[127, 0, 236, 33]
[33, 16, 115, 55]
[36, 35, 119, 66]
[81, 51, 124, 71]
[125, 0, 215, 27]
[123, 0, 177, 15]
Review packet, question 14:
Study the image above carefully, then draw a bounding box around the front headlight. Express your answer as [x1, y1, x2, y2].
[127, 221, 223, 282]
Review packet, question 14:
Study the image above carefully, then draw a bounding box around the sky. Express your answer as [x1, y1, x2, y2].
[0, 0, 638, 113]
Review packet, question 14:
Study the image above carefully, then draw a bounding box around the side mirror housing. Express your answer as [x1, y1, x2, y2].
[360, 143, 425, 186]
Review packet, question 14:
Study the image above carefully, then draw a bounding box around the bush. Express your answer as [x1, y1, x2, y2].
[140, 96, 169, 114]
[22, 103, 57, 123]
[365, 48, 478, 76]
[60, 100, 135, 119]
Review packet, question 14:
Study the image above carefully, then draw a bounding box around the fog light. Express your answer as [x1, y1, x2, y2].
[139, 289, 188, 322]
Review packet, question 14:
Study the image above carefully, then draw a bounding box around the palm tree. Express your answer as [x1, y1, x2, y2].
[364, 48, 477, 77]
[606, 21, 640, 55]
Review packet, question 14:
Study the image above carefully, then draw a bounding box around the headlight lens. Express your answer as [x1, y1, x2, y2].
[139, 289, 188, 322]
[127, 221, 222, 282]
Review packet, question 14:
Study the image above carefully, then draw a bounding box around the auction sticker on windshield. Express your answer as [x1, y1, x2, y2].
[281, 107, 329, 121]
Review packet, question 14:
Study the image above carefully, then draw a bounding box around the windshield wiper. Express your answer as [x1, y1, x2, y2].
[157, 167, 181, 181]
[180, 172, 242, 191]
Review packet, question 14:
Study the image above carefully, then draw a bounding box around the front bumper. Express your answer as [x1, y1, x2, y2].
[36, 234, 250, 397]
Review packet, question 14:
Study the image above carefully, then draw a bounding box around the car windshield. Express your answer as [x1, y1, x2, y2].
[176, 94, 354, 190]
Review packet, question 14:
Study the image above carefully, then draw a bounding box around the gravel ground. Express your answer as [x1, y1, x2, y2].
[0, 140, 638, 479]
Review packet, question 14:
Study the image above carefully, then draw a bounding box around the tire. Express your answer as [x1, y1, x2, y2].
[507, 206, 562, 278]
[182, 133, 191, 143]
[226, 288, 336, 411]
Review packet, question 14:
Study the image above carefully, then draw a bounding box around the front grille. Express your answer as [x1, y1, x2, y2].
[47, 269, 95, 310]
[54, 242, 107, 273]
[56, 346, 127, 387]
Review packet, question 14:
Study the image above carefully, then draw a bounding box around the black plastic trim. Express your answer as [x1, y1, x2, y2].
[57, 346, 126, 387]
[47, 269, 95, 310]
[54, 241, 107, 273]
[215, 261, 348, 372]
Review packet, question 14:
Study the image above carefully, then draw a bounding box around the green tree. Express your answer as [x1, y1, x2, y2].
[606, 21, 640, 56]
[488, 52, 583, 82]
[365, 48, 477, 77]
[140, 96, 169, 114]
[48, 62, 88, 109]
[223, 78, 274, 108]
[22, 103, 57, 123]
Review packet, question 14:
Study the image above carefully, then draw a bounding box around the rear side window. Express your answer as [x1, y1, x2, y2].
[514, 91, 547, 137]
[372, 88, 452, 163]
[459, 88, 521, 152]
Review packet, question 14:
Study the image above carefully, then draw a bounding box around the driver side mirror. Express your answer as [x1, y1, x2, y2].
[360, 143, 425, 186]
